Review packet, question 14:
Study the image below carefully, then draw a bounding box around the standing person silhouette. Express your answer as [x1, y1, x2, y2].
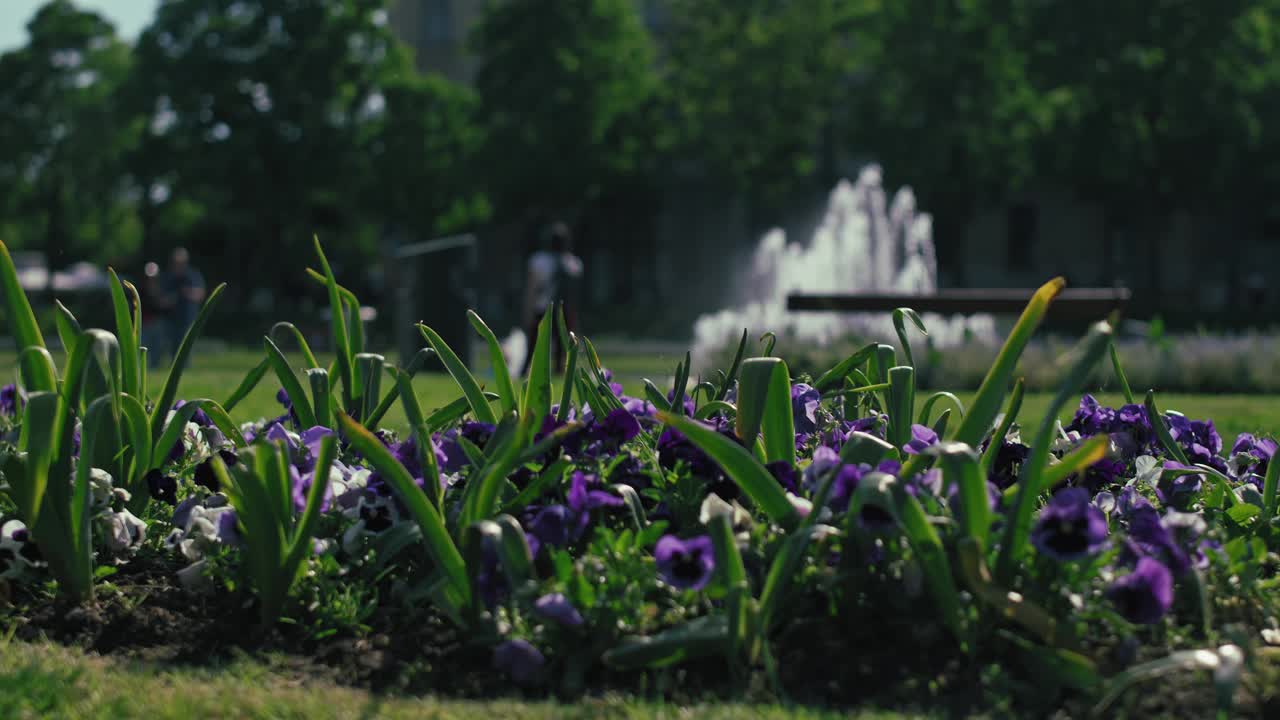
[159, 247, 205, 368]
[521, 222, 583, 374]
[140, 261, 170, 368]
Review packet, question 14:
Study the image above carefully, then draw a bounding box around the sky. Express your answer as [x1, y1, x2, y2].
[0, 0, 159, 51]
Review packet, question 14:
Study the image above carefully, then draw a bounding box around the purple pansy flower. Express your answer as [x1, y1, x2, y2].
[145, 468, 177, 505]
[173, 399, 212, 428]
[791, 383, 821, 435]
[493, 639, 545, 686]
[1122, 506, 1190, 576]
[766, 461, 799, 493]
[987, 439, 1029, 489]
[1156, 461, 1202, 506]
[1165, 414, 1224, 470]
[1030, 488, 1109, 560]
[193, 458, 220, 492]
[902, 424, 940, 455]
[654, 534, 716, 590]
[534, 593, 584, 627]
[1107, 557, 1173, 624]
[589, 407, 642, 449]
[436, 421, 496, 473]
[0, 383, 24, 417]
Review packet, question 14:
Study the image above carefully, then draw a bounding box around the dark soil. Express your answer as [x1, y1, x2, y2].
[3, 553, 499, 698]
[2, 555, 1268, 718]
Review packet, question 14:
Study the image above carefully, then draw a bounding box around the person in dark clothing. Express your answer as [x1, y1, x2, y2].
[521, 222, 583, 374]
[159, 248, 205, 366]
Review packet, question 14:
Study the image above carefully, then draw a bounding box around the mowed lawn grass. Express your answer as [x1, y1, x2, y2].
[0, 642, 917, 720]
[2, 348, 1280, 439]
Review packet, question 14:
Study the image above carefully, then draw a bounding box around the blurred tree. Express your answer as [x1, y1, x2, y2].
[662, 0, 859, 217]
[0, 0, 142, 277]
[471, 0, 658, 221]
[1025, 0, 1280, 298]
[360, 73, 489, 240]
[127, 0, 423, 297]
[846, 0, 1053, 285]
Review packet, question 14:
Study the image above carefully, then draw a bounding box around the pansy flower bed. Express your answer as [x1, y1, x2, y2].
[2, 241, 1280, 716]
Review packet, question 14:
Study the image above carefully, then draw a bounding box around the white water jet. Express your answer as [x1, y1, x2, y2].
[692, 164, 997, 367]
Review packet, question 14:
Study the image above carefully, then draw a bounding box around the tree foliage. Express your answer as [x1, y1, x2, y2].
[0, 0, 140, 269]
[472, 0, 658, 219]
[662, 0, 858, 209]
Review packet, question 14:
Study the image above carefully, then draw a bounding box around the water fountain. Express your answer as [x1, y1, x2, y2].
[691, 164, 997, 366]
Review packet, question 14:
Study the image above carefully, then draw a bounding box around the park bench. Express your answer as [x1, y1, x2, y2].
[786, 286, 1131, 322]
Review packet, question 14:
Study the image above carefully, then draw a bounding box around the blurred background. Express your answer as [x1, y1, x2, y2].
[3, 0, 1280, 361]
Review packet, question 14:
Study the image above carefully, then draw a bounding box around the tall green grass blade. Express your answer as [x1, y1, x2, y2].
[603, 616, 730, 669]
[979, 378, 1025, 477]
[68, 396, 115, 600]
[355, 353, 384, 423]
[337, 411, 469, 614]
[344, 294, 365, 359]
[425, 392, 499, 433]
[392, 368, 441, 509]
[757, 523, 824, 634]
[707, 512, 749, 661]
[495, 514, 534, 589]
[812, 343, 876, 393]
[886, 366, 915, 449]
[643, 379, 673, 412]
[500, 459, 569, 516]
[268, 322, 321, 369]
[871, 345, 895, 386]
[53, 300, 81, 357]
[119, 393, 152, 496]
[919, 391, 965, 426]
[149, 399, 246, 472]
[223, 357, 270, 412]
[461, 413, 523, 527]
[521, 310, 554, 433]
[149, 283, 226, 443]
[735, 357, 795, 465]
[999, 630, 1099, 691]
[894, 483, 964, 643]
[669, 353, 690, 417]
[468, 310, 517, 414]
[694, 400, 736, 420]
[892, 307, 927, 368]
[658, 411, 799, 528]
[283, 434, 336, 578]
[18, 347, 57, 404]
[107, 269, 140, 396]
[932, 443, 991, 549]
[715, 329, 750, 400]
[931, 408, 952, 437]
[556, 335, 579, 422]
[1039, 435, 1109, 491]
[263, 337, 317, 429]
[1109, 339, 1135, 405]
[1262, 450, 1280, 526]
[312, 239, 354, 411]
[0, 240, 53, 390]
[953, 278, 1065, 447]
[418, 323, 497, 425]
[15, 392, 59, 532]
[308, 368, 331, 428]
[997, 319, 1112, 582]
[1145, 391, 1191, 466]
[839, 431, 896, 467]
